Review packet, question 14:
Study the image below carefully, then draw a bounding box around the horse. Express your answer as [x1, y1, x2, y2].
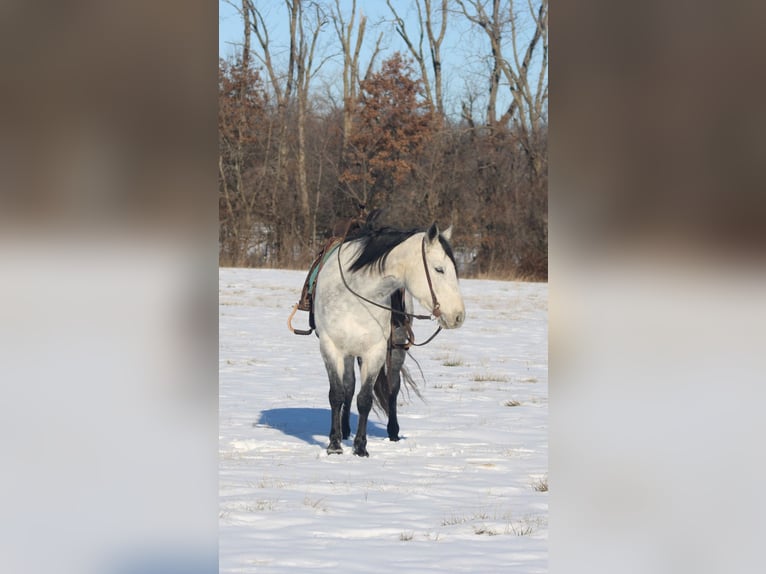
[313, 220, 465, 456]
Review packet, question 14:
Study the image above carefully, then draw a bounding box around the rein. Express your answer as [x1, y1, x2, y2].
[336, 232, 443, 347]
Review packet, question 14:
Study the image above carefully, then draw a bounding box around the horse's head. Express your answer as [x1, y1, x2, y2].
[412, 222, 466, 329]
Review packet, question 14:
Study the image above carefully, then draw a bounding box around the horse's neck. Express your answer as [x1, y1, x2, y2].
[343, 234, 421, 301]
[377, 233, 423, 292]
[344, 259, 402, 301]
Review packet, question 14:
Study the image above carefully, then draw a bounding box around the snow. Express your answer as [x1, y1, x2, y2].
[219, 268, 548, 573]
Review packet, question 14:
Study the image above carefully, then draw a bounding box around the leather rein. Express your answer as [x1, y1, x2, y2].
[336, 232, 443, 348]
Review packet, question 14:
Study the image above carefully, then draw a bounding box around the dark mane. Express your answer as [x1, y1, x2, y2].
[347, 226, 421, 273]
[438, 235, 458, 277]
[346, 224, 458, 275]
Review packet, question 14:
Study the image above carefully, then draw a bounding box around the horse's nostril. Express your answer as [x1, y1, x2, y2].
[456, 313, 464, 325]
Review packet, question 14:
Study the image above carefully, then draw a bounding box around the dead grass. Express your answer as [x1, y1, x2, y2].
[303, 496, 328, 512]
[472, 373, 511, 382]
[443, 509, 545, 537]
[466, 269, 547, 283]
[473, 525, 500, 536]
[504, 400, 522, 407]
[431, 382, 456, 389]
[441, 510, 491, 526]
[506, 515, 547, 536]
[256, 477, 287, 489]
[441, 515, 466, 526]
[506, 522, 534, 536]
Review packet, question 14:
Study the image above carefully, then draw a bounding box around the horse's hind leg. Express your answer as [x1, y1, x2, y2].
[341, 356, 355, 440]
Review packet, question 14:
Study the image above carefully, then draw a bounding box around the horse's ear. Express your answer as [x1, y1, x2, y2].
[441, 225, 453, 241]
[427, 222, 439, 243]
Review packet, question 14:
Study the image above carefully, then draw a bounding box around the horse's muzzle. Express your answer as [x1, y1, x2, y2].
[440, 311, 465, 329]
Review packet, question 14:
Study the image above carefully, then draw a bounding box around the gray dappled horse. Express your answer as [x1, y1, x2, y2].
[313, 221, 465, 456]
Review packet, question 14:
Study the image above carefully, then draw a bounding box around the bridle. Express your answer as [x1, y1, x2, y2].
[419, 235, 442, 320]
[336, 232, 445, 347]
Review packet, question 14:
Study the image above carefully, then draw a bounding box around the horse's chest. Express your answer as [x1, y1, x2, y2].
[336, 318, 388, 348]
[315, 283, 392, 355]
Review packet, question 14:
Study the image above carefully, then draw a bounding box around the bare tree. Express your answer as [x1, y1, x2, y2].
[386, 0, 449, 118]
[453, 0, 548, 279]
[218, 55, 271, 265]
[330, 0, 383, 208]
[295, 2, 328, 248]
[218, 0, 548, 278]
[218, 1, 272, 266]
[499, 0, 548, 136]
[456, 0, 503, 126]
[238, 1, 299, 260]
[456, 0, 548, 135]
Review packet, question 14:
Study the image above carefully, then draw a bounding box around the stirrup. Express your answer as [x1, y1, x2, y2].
[287, 303, 313, 335]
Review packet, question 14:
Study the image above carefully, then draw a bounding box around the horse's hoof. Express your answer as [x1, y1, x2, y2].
[388, 435, 400, 442]
[327, 444, 343, 455]
[353, 448, 369, 457]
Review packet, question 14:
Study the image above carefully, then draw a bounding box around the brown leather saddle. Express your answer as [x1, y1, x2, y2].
[287, 237, 342, 335]
[287, 211, 376, 336]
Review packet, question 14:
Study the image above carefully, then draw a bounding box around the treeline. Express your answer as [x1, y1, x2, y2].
[219, 0, 548, 280]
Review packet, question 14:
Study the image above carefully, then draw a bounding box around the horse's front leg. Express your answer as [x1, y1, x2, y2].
[352, 380, 373, 457]
[387, 292, 412, 441]
[354, 347, 386, 457]
[341, 356, 356, 440]
[386, 343, 406, 442]
[322, 342, 346, 454]
[327, 383, 344, 454]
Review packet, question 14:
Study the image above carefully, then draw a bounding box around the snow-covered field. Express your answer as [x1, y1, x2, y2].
[219, 268, 548, 573]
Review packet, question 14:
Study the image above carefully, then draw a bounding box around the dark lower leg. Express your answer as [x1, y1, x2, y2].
[386, 348, 404, 441]
[387, 397, 400, 441]
[341, 356, 355, 439]
[327, 385, 344, 454]
[353, 383, 373, 457]
[341, 403, 351, 440]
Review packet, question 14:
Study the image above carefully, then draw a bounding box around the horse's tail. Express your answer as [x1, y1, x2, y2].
[399, 361, 423, 404]
[372, 366, 391, 416]
[372, 287, 425, 415]
[372, 356, 423, 417]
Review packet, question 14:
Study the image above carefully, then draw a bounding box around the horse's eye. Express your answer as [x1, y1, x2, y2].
[434, 266, 445, 274]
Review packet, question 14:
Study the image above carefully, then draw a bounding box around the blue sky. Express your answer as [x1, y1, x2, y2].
[218, 1, 546, 121]
[219, 1, 431, 62]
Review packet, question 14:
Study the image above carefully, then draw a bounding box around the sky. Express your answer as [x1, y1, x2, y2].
[218, 1, 463, 65]
[218, 0, 546, 121]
